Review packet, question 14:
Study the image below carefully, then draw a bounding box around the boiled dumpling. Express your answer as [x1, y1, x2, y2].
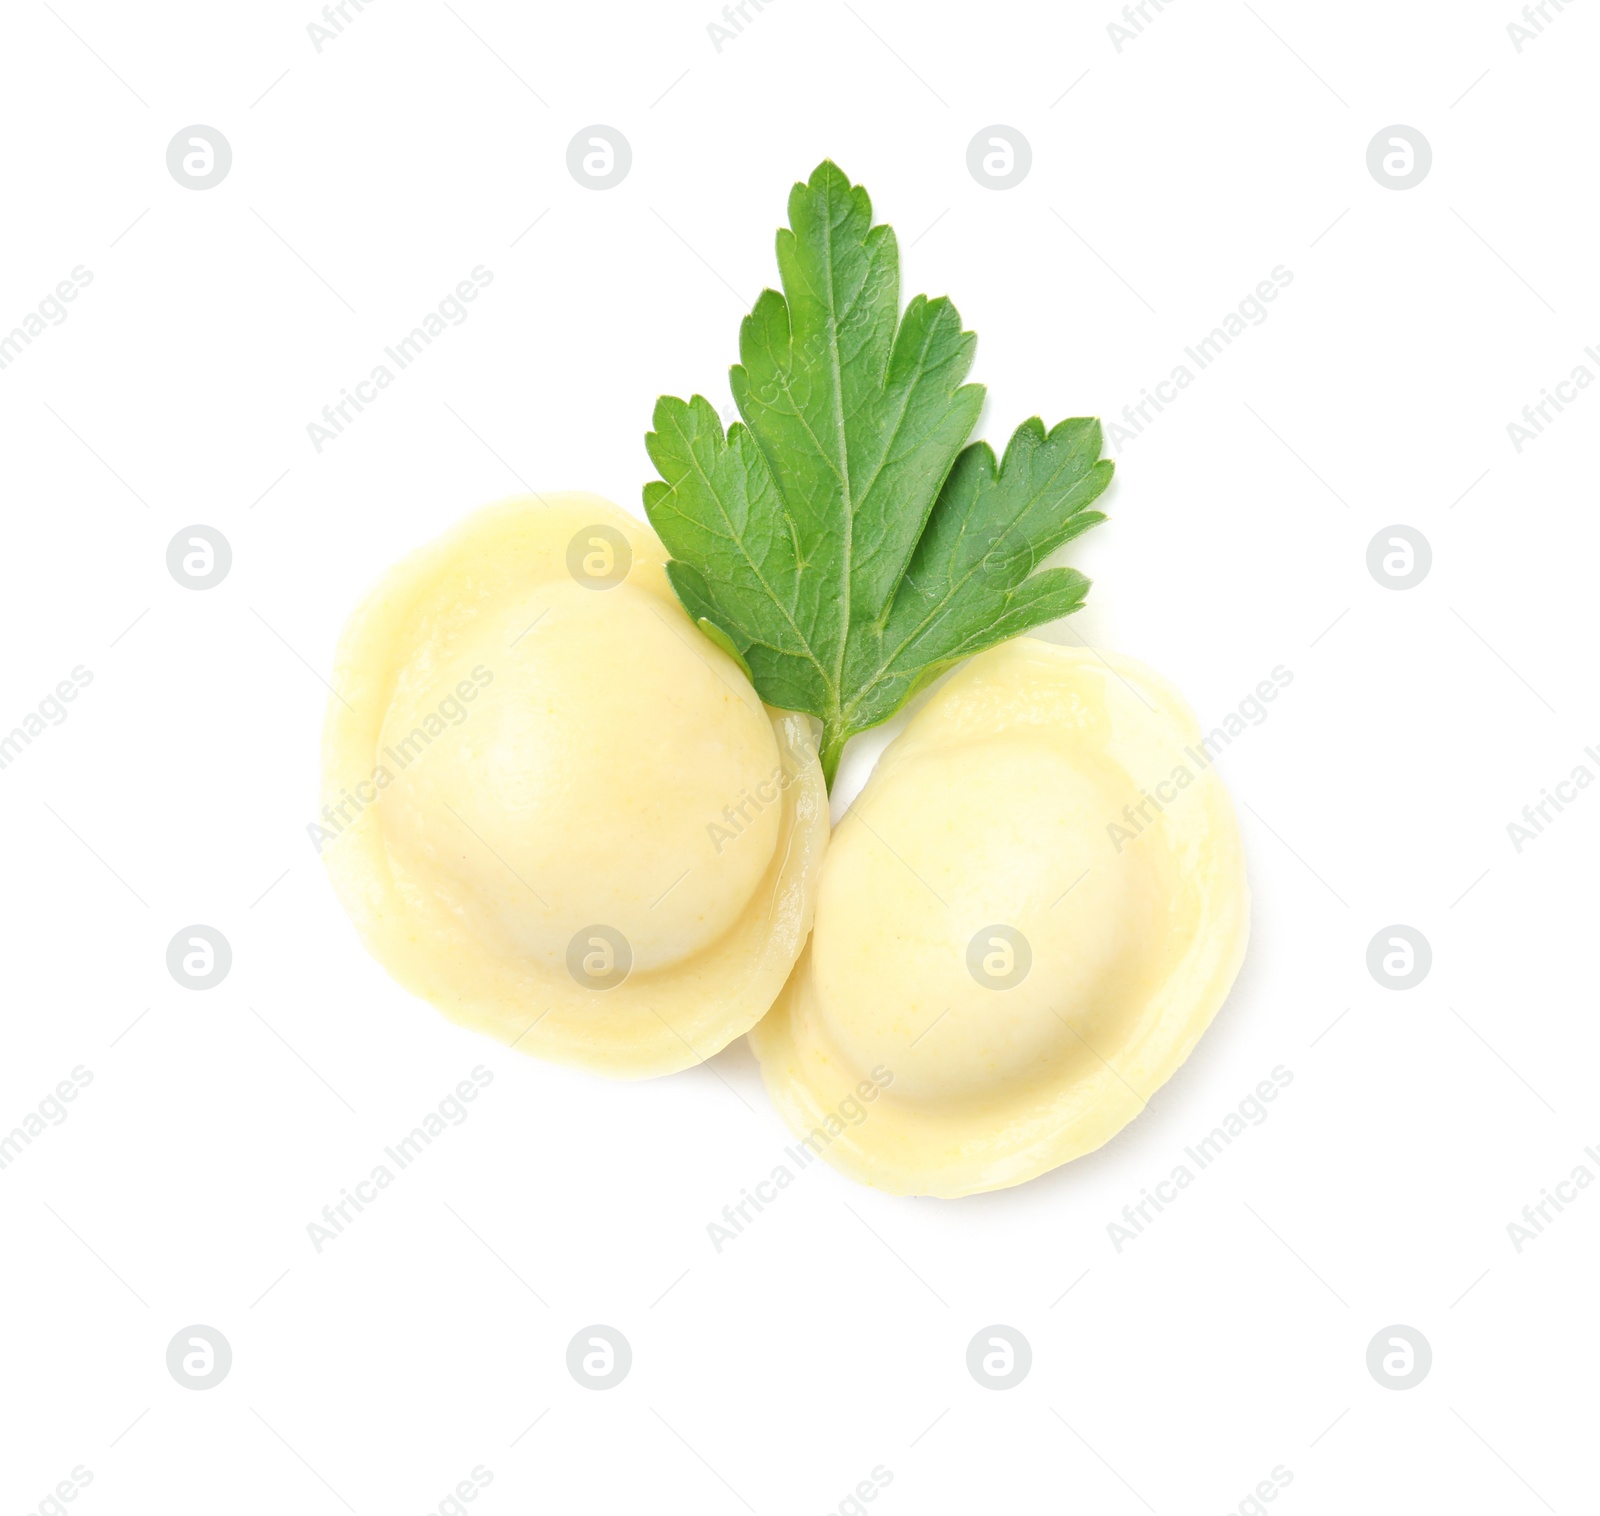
[750, 637, 1248, 1195]
[321, 494, 828, 1078]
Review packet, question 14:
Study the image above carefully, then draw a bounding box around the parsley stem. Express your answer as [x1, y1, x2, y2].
[819, 727, 847, 791]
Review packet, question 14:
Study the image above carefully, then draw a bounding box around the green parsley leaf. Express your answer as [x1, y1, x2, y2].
[644, 160, 1111, 787]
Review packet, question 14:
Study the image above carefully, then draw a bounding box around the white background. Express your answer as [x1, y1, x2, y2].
[1, 1, 1596, 1512]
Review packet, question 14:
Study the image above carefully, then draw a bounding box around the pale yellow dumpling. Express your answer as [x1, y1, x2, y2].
[321, 494, 828, 1078]
[750, 638, 1248, 1196]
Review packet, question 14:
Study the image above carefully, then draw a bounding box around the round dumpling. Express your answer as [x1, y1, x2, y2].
[750, 637, 1248, 1195]
[321, 494, 828, 1078]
